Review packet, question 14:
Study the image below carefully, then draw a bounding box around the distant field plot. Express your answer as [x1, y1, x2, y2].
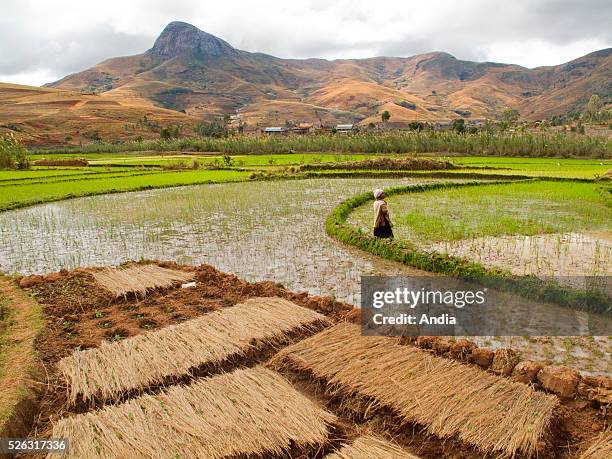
[87, 152, 376, 167]
[0, 170, 158, 188]
[0, 169, 250, 211]
[0, 168, 95, 181]
[449, 156, 611, 179]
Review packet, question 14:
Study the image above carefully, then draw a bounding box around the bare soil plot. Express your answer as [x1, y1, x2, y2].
[58, 297, 329, 405]
[271, 322, 559, 458]
[52, 367, 336, 459]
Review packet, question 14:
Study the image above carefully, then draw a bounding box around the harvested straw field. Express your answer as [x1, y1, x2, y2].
[580, 430, 612, 459]
[6, 263, 611, 458]
[271, 323, 559, 457]
[92, 264, 194, 297]
[58, 297, 329, 405]
[52, 366, 336, 458]
[326, 435, 419, 459]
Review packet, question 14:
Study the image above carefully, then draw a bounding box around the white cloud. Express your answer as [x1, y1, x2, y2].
[484, 39, 611, 68]
[0, 69, 60, 87]
[0, 0, 610, 85]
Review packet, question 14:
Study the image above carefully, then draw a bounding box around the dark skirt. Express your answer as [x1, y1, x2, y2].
[374, 224, 394, 239]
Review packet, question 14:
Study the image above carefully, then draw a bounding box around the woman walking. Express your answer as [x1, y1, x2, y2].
[373, 188, 393, 239]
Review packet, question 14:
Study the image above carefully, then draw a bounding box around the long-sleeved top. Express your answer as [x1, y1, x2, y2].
[373, 199, 392, 228]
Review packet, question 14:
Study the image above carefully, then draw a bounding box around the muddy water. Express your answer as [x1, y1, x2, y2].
[0, 178, 441, 304]
[0, 177, 609, 375]
[427, 232, 612, 278]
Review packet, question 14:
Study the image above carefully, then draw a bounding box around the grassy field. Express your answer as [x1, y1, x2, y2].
[1, 152, 609, 212]
[349, 181, 611, 244]
[26, 151, 611, 177]
[450, 157, 611, 178]
[0, 169, 249, 211]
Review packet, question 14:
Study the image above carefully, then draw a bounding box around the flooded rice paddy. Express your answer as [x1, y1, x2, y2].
[426, 232, 612, 278]
[0, 178, 440, 304]
[0, 177, 609, 375]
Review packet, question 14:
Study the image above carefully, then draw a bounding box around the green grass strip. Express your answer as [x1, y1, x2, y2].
[0, 275, 44, 436]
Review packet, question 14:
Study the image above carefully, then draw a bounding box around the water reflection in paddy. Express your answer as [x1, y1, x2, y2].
[0, 178, 443, 304]
[1, 177, 608, 374]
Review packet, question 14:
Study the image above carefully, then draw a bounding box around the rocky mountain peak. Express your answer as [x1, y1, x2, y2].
[148, 21, 238, 59]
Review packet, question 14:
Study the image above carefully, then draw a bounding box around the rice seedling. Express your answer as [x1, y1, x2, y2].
[0, 177, 438, 299]
[580, 430, 611, 459]
[57, 297, 329, 405]
[51, 366, 336, 459]
[326, 435, 419, 459]
[349, 180, 611, 244]
[0, 168, 250, 212]
[92, 264, 194, 297]
[271, 323, 559, 457]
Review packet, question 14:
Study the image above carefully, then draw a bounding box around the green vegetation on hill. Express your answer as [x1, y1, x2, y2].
[0, 134, 30, 170]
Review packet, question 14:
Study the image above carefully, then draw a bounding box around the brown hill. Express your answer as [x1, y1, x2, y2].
[0, 82, 194, 145]
[2, 21, 609, 142]
[47, 21, 610, 127]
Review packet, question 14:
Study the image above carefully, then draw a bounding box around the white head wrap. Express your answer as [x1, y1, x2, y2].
[373, 188, 384, 199]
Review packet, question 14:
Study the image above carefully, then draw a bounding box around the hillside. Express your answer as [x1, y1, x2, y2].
[46, 21, 611, 127]
[0, 82, 194, 145]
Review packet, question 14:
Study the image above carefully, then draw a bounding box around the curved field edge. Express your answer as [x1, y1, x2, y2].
[325, 179, 611, 315]
[0, 169, 549, 214]
[0, 275, 45, 437]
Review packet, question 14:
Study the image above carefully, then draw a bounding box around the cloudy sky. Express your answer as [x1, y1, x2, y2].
[1, 0, 610, 86]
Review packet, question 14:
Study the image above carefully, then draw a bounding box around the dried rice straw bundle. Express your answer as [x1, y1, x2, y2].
[59, 297, 329, 405]
[92, 264, 194, 297]
[271, 323, 559, 458]
[580, 430, 612, 459]
[51, 367, 336, 459]
[326, 435, 419, 459]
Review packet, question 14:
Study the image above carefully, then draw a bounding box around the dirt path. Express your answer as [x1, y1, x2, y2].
[0, 275, 44, 438]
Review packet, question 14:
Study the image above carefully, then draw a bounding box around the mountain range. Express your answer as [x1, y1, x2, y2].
[48, 21, 611, 125]
[1, 21, 610, 144]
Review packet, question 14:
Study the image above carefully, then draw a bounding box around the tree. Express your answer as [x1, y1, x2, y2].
[0, 133, 30, 170]
[501, 108, 520, 124]
[451, 118, 465, 133]
[586, 94, 602, 118]
[160, 124, 183, 140]
[381, 110, 391, 123]
[194, 121, 227, 138]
